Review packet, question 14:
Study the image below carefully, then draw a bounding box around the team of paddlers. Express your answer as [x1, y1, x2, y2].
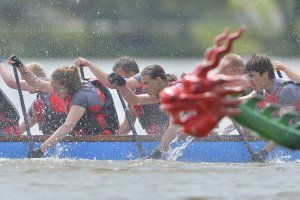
[0, 52, 299, 161]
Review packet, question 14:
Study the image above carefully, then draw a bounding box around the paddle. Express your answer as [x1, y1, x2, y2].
[277, 70, 283, 78]
[79, 66, 86, 80]
[10, 55, 34, 152]
[115, 88, 146, 158]
[232, 121, 256, 162]
[79, 67, 145, 158]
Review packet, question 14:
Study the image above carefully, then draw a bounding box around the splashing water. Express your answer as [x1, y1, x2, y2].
[267, 151, 293, 163]
[165, 135, 194, 161]
[44, 143, 68, 159]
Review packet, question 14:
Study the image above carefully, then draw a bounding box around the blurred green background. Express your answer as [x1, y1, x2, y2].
[1, 0, 300, 58]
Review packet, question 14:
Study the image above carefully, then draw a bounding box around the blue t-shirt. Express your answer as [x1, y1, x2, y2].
[71, 82, 105, 109]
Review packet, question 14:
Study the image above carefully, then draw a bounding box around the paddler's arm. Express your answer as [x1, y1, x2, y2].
[273, 61, 300, 83]
[75, 57, 117, 88]
[74, 57, 141, 90]
[39, 105, 86, 152]
[19, 116, 36, 135]
[149, 121, 182, 159]
[238, 91, 256, 101]
[0, 61, 36, 91]
[119, 84, 159, 105]
[157, 122, 182, 152]
[117, 107, 138, 135]
[7, 56, 53, 93]
[125, 75, 143, 89]
[19, 106, 37, 134]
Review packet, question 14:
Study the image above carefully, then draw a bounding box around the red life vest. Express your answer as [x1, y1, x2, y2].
[31, 92, 67, 135]
[257, 92, 278, 109]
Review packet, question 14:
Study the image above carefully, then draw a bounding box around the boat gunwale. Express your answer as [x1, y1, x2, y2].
[0, 134, 263, 142]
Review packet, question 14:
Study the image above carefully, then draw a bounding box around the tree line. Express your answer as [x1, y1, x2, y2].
[0, 0, 300, 58]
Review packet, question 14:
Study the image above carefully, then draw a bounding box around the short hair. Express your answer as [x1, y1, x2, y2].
[222, 54, 244, 69]
[26, 62, 46, 77]
[141, 64, 167, 80]
[113, 56, 139, 74]
[244, 54, 275, 79]
[166, 74, 177, 82]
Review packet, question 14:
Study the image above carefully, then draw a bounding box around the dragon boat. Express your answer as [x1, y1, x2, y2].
[3, 27, 300, 163]
[0, 134, 299, 162]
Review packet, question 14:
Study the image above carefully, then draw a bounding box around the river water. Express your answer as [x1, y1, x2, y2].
[2, 159, 300, 200]
[1, 57, 300, 200]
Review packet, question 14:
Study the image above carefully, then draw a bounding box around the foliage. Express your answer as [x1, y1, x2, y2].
[0, 0, 300, 58]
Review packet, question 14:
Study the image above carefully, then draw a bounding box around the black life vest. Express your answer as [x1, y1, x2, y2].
[134, 103, 169, 134]
[73, 79, 119, 135]
[0, 89, 20, 134]
[131, 81, 169, 134]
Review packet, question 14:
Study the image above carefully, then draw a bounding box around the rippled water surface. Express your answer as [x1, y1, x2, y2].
[1, 159, 300, 200]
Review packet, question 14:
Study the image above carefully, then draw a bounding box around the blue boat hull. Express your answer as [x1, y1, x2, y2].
[0, 135, 299, 162]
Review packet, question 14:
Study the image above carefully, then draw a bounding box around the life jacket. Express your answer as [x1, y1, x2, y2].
[131, 83, 169, 134]
[31, 92, 67, 135]
[135, 103, 170, 134]
[71, 79, 119, 135]
[257, 79, 300, 123]
[257, 79, 300, 109]
[0, 89, 20, 134]
[135, 81, 184, 134]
